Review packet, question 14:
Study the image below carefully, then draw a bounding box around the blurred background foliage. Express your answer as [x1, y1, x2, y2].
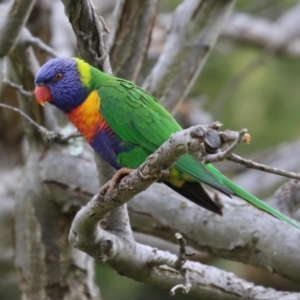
[1, 0, 300, 299]
[197, 47, 300, 153]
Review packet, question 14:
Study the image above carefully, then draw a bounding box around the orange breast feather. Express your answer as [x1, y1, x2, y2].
[67, 91, 102, 142]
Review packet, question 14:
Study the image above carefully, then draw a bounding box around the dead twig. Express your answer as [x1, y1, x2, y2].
[227, 153, 300, 181]
[0, 103, 80, 142]
[26, 36, 59, 58]
[169, 233, 194, 296]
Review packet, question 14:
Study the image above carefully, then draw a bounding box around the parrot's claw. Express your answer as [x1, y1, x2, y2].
[99, 168, 133, 196]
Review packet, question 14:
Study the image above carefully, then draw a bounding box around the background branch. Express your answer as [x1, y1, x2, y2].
[223, 3, 300, 58]
[61, 0, 111, 73]
[0, 0, 36, 57]
[26, 139, 298, 299]
[35, 145, 300, 285]
[108, 0, 158, 81]
[143, 0, 237, 113]
[232, 139, 300, 196]
[62, 0, 135, 285]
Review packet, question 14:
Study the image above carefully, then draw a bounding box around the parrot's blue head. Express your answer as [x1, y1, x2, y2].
[34, 57, 89, 113]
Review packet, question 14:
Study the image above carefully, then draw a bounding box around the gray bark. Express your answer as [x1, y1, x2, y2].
[108, 0, 158, 81]
[0, 0, 36, 57]
[143, 0, 237, 113]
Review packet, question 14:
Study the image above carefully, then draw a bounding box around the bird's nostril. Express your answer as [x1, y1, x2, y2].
[36, 82, 45, 87]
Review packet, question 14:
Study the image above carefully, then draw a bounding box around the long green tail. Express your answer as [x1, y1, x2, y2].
[222, 176, 300, 230]
[206, 164, 300, 230]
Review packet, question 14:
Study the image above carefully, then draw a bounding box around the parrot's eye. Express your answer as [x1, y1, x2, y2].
[54, 72, 63, 81]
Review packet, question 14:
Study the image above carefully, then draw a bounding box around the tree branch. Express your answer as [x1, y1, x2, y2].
[231, 139, 300, 196]
[0, 103, 80, 142]
[36, 142, 300, 285]
[70, 190, 300, 300]
[36, 144, 300, 299]
[222, 3, 300, 58]
[143, 0, 237, 113]
[7, 28, 44, 143]
[129, 184, 300, 284]
[1, 59, 34, 97]
[0, 0, 36, 57]
[61, 0, 133, 270]
[108, 0, 157, 81]
[269, 179, 300, 219]
[61, 0, 112, 73]
[66, 124, 293, 297]
[227, 153, 300, 181]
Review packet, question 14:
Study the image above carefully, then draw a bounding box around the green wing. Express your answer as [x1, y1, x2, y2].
[98, 79, 232, 195]
[98, 78, 300, 230]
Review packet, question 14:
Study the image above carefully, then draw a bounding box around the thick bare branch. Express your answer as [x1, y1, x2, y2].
[70, 124, 241, 227]
[26, 36, 59, 58]
[143, 0, 236, 113]
[69, 191, 300, 300]
[38, 143, 300, 285]
[0, 0, 36, 57]
[61, 0, 112, 73]
[269, 180, 300, 219]
[108, 0, 157, 81]
[69, 125, 246, 259]
[62, 0, 132, 267]
[35, 145, 300, 298]
[15, 149, 101, 300]
[129, 184, 300, 284]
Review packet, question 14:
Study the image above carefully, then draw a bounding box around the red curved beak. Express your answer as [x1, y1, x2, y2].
[34, 84, 52, 106]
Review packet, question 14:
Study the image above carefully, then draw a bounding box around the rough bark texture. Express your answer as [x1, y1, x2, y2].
[27, 139, 300, 299]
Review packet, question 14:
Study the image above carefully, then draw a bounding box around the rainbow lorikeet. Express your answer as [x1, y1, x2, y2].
[34, 57, 300, 230]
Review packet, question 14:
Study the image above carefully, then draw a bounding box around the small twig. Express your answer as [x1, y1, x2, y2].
[3, 78, 34, 97]
[174, 233, 195, 269]
[0, 103, 80, 142]
[202, 129, 248, 163]
[170, 233, 193, 296]
[170, 284, 191, 296]
[0, 102, 45, 132]
[1, 59, 34, 97]
[59, 130, 81, 142]
[26, 36, 59, 58]
[227, 153, 300, 181]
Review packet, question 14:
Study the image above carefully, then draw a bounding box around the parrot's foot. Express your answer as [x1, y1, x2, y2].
[99, 168, 133, 195]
